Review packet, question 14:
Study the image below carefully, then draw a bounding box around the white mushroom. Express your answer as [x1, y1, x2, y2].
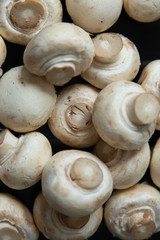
[0, 0, 63, 45]
[23, 22, 95, 86]
[48, 83, 100, 148]
[0, 36, 7, 77]
[0, 128, 52, 190]
[92, 80, 160, 150]
[0, 65, 57, 133]
[123, 0, 160, 23]
[33, 191, 103, 240]
[65, 0, 123, 33]
[93, 139, 150, 189]
[42, 149, 113, 217]
[0, 192, 39, 239]
[81, 33, 140, 89]
[104, 183, 160, 240]
[138, 59, 160, 130]
[150, 137, 160, 188]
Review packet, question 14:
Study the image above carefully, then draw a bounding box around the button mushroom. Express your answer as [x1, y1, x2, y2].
[0, 128, 52, 190]
[48, 83, 100, 148]
[42, 149, 113, 217]
[0, 36, 7, 77]
[92, 80, 160, 150]
[150, 137, 160, 188]
[104, 182, 160, 240]
[123, 0, 160, 23]
[65, 0, 123, 33]
[0, 65, 57, 133]
[33, 191, 103, 240]
[23, 22, 95, 86]
[81, 33, 140, 89]
[0, 0, 63, 45]
[0, 192, 39, 239]
[93, 139, 150, 189]
[138, 59, 160, 130]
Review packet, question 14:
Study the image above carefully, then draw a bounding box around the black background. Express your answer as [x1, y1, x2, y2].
[1, 0, 160, 239]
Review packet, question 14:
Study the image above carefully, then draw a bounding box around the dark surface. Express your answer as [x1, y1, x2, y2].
[1, 0, 160, 239]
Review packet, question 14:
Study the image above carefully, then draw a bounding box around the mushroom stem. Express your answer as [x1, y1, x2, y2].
[0, 222, 21, 240]
[70, 157, 103, 189]
[93, 33, 123, 64]
[127, 93, 160, 125]
[0, 129, 18, 160]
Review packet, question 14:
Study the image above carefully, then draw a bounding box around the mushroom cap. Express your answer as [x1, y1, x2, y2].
[0, 0, 63, 45]
[138, 59, 160, 130]
[92, 81, 158, 150]
[123, 0, 160, 23]
[48, 83, 100, 148]
[0, 36, 7, 76]
[42, 149, 113, 217]
[93, 139, 150, 189]
[0, 66, 57, 133]
[81, 33, 141, 89]
[23, 22, 95, 86]
[0, 129, 52, 190]
[33, 192, 103, 240]
[0, 192, 39, 240]
[104, 183, 160, 240]
[65, 0, 123, 33]
[150, 137, 160, 188]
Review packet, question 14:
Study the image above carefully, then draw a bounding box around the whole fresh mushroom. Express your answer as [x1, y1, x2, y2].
[0, 36, 7, 76]
[104, 183, 160, 240]
[123, 0, 160, 23]
[93, 139, 150, 189]
[0, 0, 63, 45]
[81, 33, 140, 89]
[65, 0, 123, 33]
[0, 192, 39, 239]
[0, 65, 57, 133]
[0, 129, 52, 190]
[150, 137, 160, 188]
[92, 80, 160, 150]
[138, 59, 160, 130]
[23, 22, 95, 86]
[42, 149, 113, 217]
[48, 83, 100, 148]
[33, 192, 103, 240]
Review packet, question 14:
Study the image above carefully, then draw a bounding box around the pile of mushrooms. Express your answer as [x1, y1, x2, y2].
[0, 0, 160, 240]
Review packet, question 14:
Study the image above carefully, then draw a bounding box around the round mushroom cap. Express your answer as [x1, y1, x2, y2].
[0, 66, 57, 133]
[48, 83, 100, 148]
[33, 192, 103, 240]
[23, 22, 95, 86]
[104, 183, 160, 240]
[0, 0, 63, 45]
[65, 0, 123, 33]
[0, 36, 7, 76]
[42, 149, 113, 217]
[0, 192, 39, 240]
[150, 137, 160, 188]
[123, 0, 160, 23]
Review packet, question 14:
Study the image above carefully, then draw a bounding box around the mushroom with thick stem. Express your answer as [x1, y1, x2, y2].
[150, 137, 160, 189]
[0, 36, 7, 77]
[48, 83, 100, 148]
[65, 0, 123, 33]
[104, 182, 160, 240]
[92, 80, 160, 150]
[0, 0, 63, 45]
[23, 22, 95, 86]
[93, 139, 150, 189]
[123, 0, 160, 23]
[138, 59, 160, 130]
[81, 33, 140, 89]
[42, 149, 113, 217]
[0, 128, 52, 190]
[33, 191, 103, 240]
[0, 192, 39, 239]
[0, 65, 57, 133]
